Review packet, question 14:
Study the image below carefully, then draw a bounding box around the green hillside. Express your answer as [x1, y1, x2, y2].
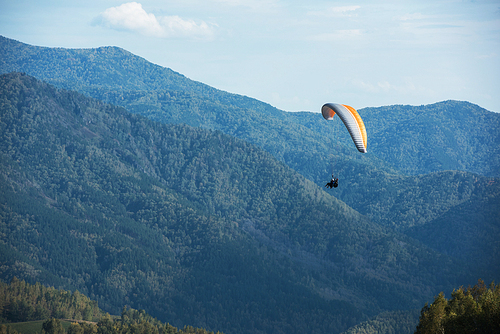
[0, 277, 104, 323]
[414, 280, 500, 334]
[0, 72, 474, 333]
[0, 278, 217, 334]
[1, 37, 498, 235]
[359, 102, 500, 176]
[1, 35, 499, 333]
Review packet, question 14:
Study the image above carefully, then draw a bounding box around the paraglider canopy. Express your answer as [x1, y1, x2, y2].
[322, 103, 367, 153]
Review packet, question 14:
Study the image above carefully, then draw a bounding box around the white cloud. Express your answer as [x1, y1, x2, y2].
[94, 2, 215, 39]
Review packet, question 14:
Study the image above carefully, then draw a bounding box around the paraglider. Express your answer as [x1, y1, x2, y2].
[325, 177, 338, 189]
[322, 103, 367, 188]
[322, 103, 367, 153]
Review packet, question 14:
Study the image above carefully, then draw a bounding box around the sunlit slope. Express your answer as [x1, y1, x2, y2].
[0, 73, 469, 334]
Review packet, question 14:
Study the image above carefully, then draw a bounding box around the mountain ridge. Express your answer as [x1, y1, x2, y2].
[1, 35, 499, 333]
[0, 35, 283, 118]
[0, 72, 475, 333]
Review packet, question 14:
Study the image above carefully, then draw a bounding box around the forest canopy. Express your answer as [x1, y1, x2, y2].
[415, 280, 500, 334]
[1, 35, 499, 334]
[0, 278, 221, 334]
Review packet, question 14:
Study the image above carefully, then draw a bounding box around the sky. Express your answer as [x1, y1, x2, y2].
[1, 0, 499, 112]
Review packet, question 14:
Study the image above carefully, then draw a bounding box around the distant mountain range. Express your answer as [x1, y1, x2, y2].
[1, 36, 498, 177]
[1, 35, 499, 334]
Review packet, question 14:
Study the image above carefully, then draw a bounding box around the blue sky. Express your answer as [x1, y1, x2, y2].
[1, 0, 499, 112]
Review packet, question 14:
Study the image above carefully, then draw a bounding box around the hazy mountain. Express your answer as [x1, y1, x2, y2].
[359, 102, 500, 176]
[0, 72, 476, 334]
[0, 35, 281, 117]
[2, 35, 499, 178]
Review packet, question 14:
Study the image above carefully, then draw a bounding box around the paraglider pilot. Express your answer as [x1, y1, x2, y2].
[325, 176, 338, 189]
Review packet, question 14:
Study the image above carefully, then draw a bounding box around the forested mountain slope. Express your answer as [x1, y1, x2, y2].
[0, 278, 216, 334]
[0, 73, 474, 333]
[0, 35, 280, 117]
[2, 35, 499, 179]
[1, 36, 498, 239]
[1, 34, 499, 333]
[0, 73, 471, 334]
[284, 101, 500, 177]
[360, 101, 500, 176]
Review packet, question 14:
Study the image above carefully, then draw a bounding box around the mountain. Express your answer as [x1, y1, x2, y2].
[1, 35, 499, 333]
[1, 36, 498, 209]
[0, 35, 280, 117]
[358, 102, 500, 176]
[2, 35, 498, 271]
[0, 277, 215, 334]
[1, 36, 499, 178]
[0, 72, 475, 334]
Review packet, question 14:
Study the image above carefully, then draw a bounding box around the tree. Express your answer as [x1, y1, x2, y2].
[68, 323, 85, 334]
[415, 292, 447, 334]
[415, 280, 500, 334]
[42, 318, 65, 334]
[0, 325, 20, 334]
[97, 314, 117, 334]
